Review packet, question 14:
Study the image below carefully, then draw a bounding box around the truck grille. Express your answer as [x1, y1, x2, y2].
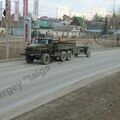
[25, 48, 35, 54]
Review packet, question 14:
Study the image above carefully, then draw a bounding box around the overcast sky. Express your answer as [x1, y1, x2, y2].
[1, 0, 120, 17]
[39, 0, 120, 10]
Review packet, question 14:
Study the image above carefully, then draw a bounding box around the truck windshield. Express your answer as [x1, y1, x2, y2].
[33, 39, 48, 45]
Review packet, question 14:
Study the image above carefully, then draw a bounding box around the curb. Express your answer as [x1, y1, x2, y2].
[0, 58, 24, 63]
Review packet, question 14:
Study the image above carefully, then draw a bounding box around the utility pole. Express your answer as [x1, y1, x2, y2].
[113, 0, 116, 46]
[5, 0, 9, 59]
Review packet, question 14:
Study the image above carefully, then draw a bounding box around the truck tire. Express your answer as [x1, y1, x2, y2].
[26, 56, 34, 63]
[86, 50, 91, 57]
[60, 51, 67, 62]
[67, 50, 72, 60]
[41, 53, 50, 65]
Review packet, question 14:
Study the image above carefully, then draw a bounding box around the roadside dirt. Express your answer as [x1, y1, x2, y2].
[11, 71, 120, 120]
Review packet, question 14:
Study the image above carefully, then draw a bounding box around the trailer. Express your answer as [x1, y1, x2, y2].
[74, 45, 91, 57]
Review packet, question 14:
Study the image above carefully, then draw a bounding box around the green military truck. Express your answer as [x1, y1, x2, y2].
[24, 38, 76, 64]
[23, 38, 90, 65]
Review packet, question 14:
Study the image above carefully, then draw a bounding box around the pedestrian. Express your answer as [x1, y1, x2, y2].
[117, 37, 119, 43]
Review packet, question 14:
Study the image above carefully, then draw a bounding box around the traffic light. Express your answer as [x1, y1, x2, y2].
[3, 0, 8, 17]
[3, 9, 6, 17]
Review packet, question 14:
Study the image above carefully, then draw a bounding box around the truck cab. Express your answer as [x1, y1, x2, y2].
[25, 38, 55, 64]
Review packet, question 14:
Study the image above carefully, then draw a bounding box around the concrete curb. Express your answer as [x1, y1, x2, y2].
[0, 58, 24, 63]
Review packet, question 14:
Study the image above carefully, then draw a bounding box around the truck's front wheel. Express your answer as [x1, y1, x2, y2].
[41, 53, 50, 65]
[60, 51, 67, 62]
[26, 56, 34, 63]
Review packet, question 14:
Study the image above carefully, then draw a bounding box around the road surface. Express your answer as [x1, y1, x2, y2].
[0, 49, 120, 120]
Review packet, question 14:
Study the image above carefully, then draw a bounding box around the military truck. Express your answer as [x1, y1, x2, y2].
[23, 38, 91, 64]
[24, 38, 76, 64]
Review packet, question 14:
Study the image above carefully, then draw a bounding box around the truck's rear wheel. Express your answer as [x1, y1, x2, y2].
[26, 56, 34, 63]
[60, 51, 67, 62]
[41, 53, 50, 65]
[67, 50, 72, 60]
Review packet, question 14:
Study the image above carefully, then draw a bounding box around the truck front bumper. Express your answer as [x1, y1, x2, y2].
[21, 53, 41, 58]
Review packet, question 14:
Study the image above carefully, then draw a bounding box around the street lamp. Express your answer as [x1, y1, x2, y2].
[5, 0, 9, 59]
[113, 0, 116, 46]
[113, 0, 116, 14]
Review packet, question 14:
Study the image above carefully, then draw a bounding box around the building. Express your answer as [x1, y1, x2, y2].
[57, 6, 109, 20]
[32, 17, 84, 38]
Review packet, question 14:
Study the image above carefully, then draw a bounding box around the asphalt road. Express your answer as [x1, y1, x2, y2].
[0, 49, 120, 120]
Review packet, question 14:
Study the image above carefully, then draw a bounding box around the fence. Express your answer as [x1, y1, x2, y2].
[0, 35, 24, 60]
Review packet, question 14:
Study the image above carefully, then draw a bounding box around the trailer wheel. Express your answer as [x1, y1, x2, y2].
[60, 51, 67, 62]
[26, 56, 34, 63]
[67, 50, 72, 60]
[74, 53, 78, 57]
[41, 53, 50, 65]
[86, 50, 91, 57]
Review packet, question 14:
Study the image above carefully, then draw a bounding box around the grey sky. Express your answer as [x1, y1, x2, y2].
[1, 0, 120, 17]
[38, 0, 120, 10]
